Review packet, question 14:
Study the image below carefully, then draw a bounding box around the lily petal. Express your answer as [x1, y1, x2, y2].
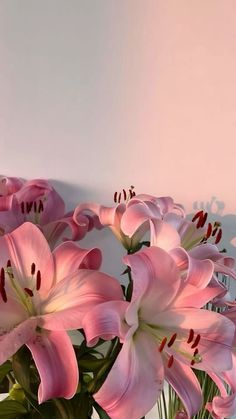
[170, 247, 214, 289]
[172, 283, 222, 309]
[95, 331, 164, 419]
[0, 297, 28, 329]
[74, 202, 125, 228]
[27, 330, 78, 403]
[15, 179, 65, 224]
[189, 244, 236, 279]
[121, 201, 162, 238]
[0, 317, 38, 364]
[82, 300, 129, 346]
[206, 393, 236, 419]
[0, 197, 24, 234]
[41, 270, 123, 330]
[43, 212, 91, 248]
[124, 247, 181, 317]
[150, 219, 181, 250]
[155, 308, 234, 372]
[53, 241, 102, 283]
[0, 223, 55, 295]
[134, 195, 185, 216]
[165, 358, 203, 418]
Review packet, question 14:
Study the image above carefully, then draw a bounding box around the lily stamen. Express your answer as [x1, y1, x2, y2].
[24, 287, 34, 297]
[26, 202, 33, 213]
[0, 287, 7, 303]
[31, 263, 36, 276]
[191, 333, 201, 349]
[6, 259, 14, 279]
[36, 270, 41, 291]
[215, 228, 222, 244]
[167, 355, 174, 368]
[206, 223, 212, 239]
[199, 212, 208, 228]
[192, 210, 204, 222]
[113, 186, 136, 204]
[159, 337, 167, 352]
[0, 267, 5, 289]
[191, 348, 202, 365]
[167, 333, 177, 347]
[187, 328, 194, 344]
[38, 200, 44, 213]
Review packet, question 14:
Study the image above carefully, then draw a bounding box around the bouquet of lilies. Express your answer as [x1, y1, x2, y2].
[0, 175, 236, 419]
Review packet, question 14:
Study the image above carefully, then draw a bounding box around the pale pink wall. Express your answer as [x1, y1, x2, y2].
[0, 0, 235, 256]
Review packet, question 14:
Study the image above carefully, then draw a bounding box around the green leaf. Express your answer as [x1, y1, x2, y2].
[71, 393, 92, 419]
[0, 400, 27, 417]
[30, 401, 57, 419]
[79, 356, 108, 373]
[0, 361, 12, 383]
[93, 401, 110, 419]
[12, 347, 33, 396]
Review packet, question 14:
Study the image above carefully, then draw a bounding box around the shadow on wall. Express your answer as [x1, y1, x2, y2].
[190, 196, 236, 259]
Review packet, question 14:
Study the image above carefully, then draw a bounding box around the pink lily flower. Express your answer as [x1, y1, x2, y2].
[149, 214, 236, 303]
[0, 222, 123, 403]
[0, 175, 24, 210]
[82, 247, 234, 419]
[74, 193, 184, 251]
[0, 178, 92, 248]
[205, 352, 236, 418]
[205, 308, 236, 418]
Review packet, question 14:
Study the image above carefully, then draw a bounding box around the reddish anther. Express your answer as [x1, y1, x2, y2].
[0, 287, 7, 303]
[196, 216, 204, 229]
[123, 189, 127, 201]
[199, 212, 208, 228]
[190, 359, 195, 366]
[24, 287, 34, 297]
[118, 192, 122, 203]
[31, 263, 36, 275]
[167, 355, 174, 368]
[7, 260, 11, 268]
[26, 201, 33, 213]
[191, 334, 201, 349]
[212, 227, 218, 237]
[38, 200, 44, 212]
[159, 337, 167, 352]
[20, 202, 25, 214]
[215, 228, 222, 244]
[187, 328, 194, 344]
[114, 192, 118, 203]
[36, 270, 41, 290]
[193, 348, 199, 356]
[0, 267, 5, 289]
[192, 210, 204, 222]
[33, 201, 37, 212]
[206, 223, 212, 239]
[167, 333, 177, 347]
